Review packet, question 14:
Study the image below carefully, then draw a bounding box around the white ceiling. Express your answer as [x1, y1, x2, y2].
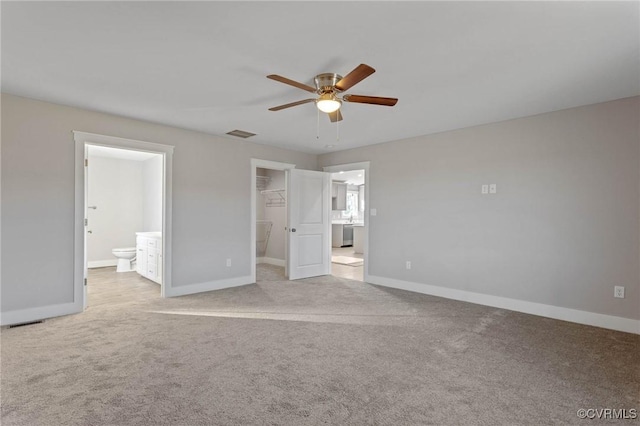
[2, 2, 638, 154]
[88, 145, 159, 162]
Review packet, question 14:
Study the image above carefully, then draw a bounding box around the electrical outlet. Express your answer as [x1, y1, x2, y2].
[614, 286, 625, 298]
[489, 184, 497, 194]
[481, 184, 489, 194]
[226, 258, 232, 267]
[406, 261, 411, 270]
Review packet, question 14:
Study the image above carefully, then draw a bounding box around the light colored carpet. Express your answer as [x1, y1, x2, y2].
[1, 265, 638, 425]
[331, 256, 364, 267]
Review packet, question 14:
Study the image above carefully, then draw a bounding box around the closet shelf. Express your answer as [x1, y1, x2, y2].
[261, 189, 285, 207]
[256, 175, 271, 191]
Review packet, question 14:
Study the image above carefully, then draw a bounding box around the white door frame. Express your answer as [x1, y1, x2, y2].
[323, 161, 371, 282]
[73, 131, 174, 307]
[250, 159, 296, 283]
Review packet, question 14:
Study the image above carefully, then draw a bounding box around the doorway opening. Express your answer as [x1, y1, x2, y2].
[251, 160, 334, 283]
[324, 162, 370, 283]
[255, 167, 288, 282]
[85, 145, 164, 307]
[250, 159, 295, 284]
[74, 131, 174, 314]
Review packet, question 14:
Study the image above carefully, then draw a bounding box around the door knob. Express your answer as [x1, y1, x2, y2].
[291, 228, 296, 232]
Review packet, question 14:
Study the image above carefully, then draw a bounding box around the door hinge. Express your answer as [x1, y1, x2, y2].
[84, 278, 87, 286]
[84, 218, 88, 226]
[85, 159, 88, 167]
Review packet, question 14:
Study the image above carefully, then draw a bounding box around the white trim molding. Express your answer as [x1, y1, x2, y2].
[166, 276, 254, 297]
[367, 275, 640, 335]
[257, 257, 286, 267]
[1, 302, 79, 326]
[87, 259, 118, 268]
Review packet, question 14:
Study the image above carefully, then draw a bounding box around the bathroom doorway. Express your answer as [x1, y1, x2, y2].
[85, 145, 164, 305]
[74, 131, 174, 312]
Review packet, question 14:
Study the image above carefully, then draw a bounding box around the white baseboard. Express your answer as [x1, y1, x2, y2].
[166, 275, 254, 297]
[1, 301, 82, 326]
[88, 259, 117, 268]
[367, 275, 640, 335]
[258, 257, 285, 267]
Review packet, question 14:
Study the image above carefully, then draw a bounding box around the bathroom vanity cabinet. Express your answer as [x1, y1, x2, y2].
[136, 232, 162, 284]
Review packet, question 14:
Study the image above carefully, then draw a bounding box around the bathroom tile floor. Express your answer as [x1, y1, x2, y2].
[86, 266, 160, 309]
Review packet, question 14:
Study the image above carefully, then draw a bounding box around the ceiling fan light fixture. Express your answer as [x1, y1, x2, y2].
[316, 93, 341, 113]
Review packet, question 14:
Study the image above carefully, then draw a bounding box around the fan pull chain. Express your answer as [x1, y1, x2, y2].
[336, 112, 340, 141]
[316, 107, 320, 139]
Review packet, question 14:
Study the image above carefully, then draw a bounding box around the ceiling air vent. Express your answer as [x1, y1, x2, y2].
[226, 129, 256, 139]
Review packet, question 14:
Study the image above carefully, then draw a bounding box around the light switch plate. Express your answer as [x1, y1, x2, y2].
[489, 184, 497, 194]
[370, 208, 377, 216]
[481, 185, 489, 194]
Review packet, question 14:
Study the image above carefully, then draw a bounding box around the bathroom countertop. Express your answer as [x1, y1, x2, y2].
[136, 231, 162, 238]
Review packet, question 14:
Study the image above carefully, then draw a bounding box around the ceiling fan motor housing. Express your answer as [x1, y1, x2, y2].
[315, 73, 343, 94]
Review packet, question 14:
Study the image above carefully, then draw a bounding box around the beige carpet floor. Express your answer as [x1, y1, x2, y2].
[1, 265, 638, 425]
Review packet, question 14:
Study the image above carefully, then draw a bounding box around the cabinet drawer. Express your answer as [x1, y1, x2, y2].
[147, 264, 156, 278]
[147, 252, 156, 265]
[147, 238, 157, 248]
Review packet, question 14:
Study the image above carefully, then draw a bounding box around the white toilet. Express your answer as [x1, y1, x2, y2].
[112, 247, 137, 272]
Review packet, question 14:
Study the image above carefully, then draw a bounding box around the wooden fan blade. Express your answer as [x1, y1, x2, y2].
[267, 75, 316, 93]
[328, 110, 343, 122]
[268, 98, 316, 111]
[343, 94, 398, 106]
[335, 64, 375, 92]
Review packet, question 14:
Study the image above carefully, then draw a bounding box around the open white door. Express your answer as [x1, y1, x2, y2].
[287, 169, 331, 280]
[83, 147, 89, 310]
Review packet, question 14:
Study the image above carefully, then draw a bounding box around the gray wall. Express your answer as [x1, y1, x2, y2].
[142, 155, 163, 232]
[3, 93, 638, 323]
[1, 93, 317, 312]
[319, 97, 640, 320]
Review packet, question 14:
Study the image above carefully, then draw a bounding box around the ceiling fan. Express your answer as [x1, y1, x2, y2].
[267, 64, 398, 122]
